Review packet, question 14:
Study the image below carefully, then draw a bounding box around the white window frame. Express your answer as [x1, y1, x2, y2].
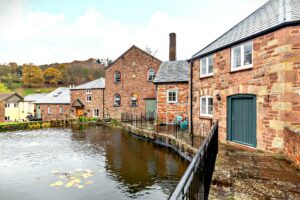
[47, 106, 51, 115]
[130, 96, 138, 107]
[86, 89, 91, 94]
[5, 103, 9, 108]
[231, 41, 253, 72]
[167, 90, 178, 104]
[200, 96, 213, 117]
[14, 103, 18, 108]
[86, 95, 92, 102]
[5, 116, 10, 121]
[200, 55, 214, 78]
[114, 94, 121, 107]
[59, 106, 63, 114]
[93, 109, 99, 117]
[147, 68, 156, 81]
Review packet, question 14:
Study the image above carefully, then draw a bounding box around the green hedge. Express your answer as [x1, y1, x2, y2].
[0, 122, 51, 132]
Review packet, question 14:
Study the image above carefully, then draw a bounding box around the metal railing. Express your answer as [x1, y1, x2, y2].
[168, 121, 218, 200]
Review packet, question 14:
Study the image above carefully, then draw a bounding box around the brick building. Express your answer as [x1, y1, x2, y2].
[35, 87, 72, 121]
[154, 33, 189, 124]
[104, 45, 161, 119]
[0, 93, 23, 122]
[189, 0, 300, 152]
[70, 78, 105, 118]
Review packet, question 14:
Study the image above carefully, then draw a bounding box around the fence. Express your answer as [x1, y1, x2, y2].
[168, 121, 218, 200]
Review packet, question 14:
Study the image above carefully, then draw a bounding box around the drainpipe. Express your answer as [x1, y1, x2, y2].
[190, 59, 194, 137]
[102, 89, 105, 119]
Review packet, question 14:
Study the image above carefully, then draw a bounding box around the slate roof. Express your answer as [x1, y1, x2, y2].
[71, 78, 105, 90]
[0, 92, 23, 102]
[192, 0, 300, 58]
[154, 60, 189, 83]
[35, 87, 70, 104]
[24, 93, 48, 102]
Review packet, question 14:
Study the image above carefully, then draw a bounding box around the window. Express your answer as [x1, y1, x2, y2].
[200, 55, 213, 77]
[148, 68, 156, 81]
[14, 103, 18, 108]
[5, 116, 10, 121]
[86, 89, 91, 94]
[5, 104, 9, 108]
[59, 106, 63, 114]
[114, 71, 121, 83]
[94, 109, 99, 117]
[47, 106, 51, 115]
[130, 94, 138, 107]
[114, 94, 121, 107]
[167, 90, 178, 103]
[231, 41, 253, 71]
[200, 96, 213, 117]
[86, 95, 92, 102]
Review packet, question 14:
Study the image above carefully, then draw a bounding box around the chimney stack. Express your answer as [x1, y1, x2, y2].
[169, 33, 176, 61]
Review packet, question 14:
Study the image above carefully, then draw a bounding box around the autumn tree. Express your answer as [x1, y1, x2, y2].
[43, 67, 63, 86]
[22, 64, 44, 87]
[0, 83, 10, 92]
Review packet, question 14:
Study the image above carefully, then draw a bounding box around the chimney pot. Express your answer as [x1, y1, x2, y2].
[169, 33, 176, 61]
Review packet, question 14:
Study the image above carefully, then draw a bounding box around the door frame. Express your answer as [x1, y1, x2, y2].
[227, 94, 257, 147]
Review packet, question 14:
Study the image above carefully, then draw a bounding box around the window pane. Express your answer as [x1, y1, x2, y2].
[201, 59, 207, 75]
[244, 43, 253, 65]
[208, 56, 213, 74]
[233, 46, 241, 68]
[201, 98, 206, 114]
[208, 98, 213, 115]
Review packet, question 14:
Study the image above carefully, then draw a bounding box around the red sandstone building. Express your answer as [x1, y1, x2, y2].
[70, 78, 105, 118]
[189, 0, 300, 152]
[154, 33, 189, 124]
[104, 45, 161, 119]
[35, 87, 72, 121]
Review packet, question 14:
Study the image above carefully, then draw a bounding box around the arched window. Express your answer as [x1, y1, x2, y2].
[147, 68, 156, 81]
[114, 71, 121, 83]
[114, 94, 121, 106]
[130, 94, 138, 107]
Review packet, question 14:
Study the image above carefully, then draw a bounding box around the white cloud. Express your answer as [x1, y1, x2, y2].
[0, 0, 268, 65]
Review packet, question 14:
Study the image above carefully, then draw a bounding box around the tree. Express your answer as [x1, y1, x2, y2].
[22, 64, 44, 87]
[0, 83, 10, 92]
[145, 46, 158, 56]
[58, 64, 70, 85]
[43, 67, 63, 86]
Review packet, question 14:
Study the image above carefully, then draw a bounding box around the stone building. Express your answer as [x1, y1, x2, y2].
[154, 33, 189, 124]
[189, 0, 300, 152]
[0, 93, 23, 122]
[70, 78, 105, 118]
[104, 45, 161, 119]
[35, 87, 72, 121]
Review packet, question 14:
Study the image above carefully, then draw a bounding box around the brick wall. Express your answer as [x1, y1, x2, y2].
[70, 89, 104, 118]
[157, 83, 189, 123]
[284, 126, 300, 167]
[191, 26, 300, 152]
[39, 104, 72, 121]
[0, 101, 4, 122]
[105, 46, 161, 119]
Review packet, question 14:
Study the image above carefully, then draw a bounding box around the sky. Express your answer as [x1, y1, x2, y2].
[0, 0, 268, 65]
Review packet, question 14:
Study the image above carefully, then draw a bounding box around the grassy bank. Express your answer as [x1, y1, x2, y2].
[0, 121, 51, 132]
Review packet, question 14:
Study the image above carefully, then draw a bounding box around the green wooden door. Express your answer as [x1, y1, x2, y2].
[145, 100, 156, 119]
[227, 94, 256, 147]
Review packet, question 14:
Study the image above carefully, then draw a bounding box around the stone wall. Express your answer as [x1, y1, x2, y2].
[0, 101, 4, 122]
[284, 125, 300, 167]
[191, 26, 300, 152]
[105, 46, 161, 119]
[39, 104, 72, 121]
[156, 83, 189, 123]
[70, 89, 104, 118]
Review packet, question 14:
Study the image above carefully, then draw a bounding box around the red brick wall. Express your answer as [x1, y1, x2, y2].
[284, 127, 300, 167]
[70, 89, 104, 118]
[105, 46, 161, 119]
[157, 83, 189, 123]
[191, 26, 300, 152]
[39, 104, 72, 121]
[0, 101, 4, 122]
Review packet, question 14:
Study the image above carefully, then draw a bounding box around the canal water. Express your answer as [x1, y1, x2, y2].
[0, 126, 188, 200]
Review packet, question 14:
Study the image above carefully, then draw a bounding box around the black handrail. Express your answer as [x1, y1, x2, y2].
[168, 121, 218, 200]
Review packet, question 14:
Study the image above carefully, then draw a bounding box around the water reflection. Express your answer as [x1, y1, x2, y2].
[0, 126, 188, 200]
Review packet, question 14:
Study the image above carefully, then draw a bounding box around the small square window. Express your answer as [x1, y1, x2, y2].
[200, 55, 214, 77]
[130, 97, 138, 107]
[114, 71, 121, 83]
[200, 96, 213, 117]
[5, 104, 9, 108]
[86, 95, 92, 102]
[86, 89, 91, 94]
[167, 90, 178, 103]
[114, 94, 121, 106]
[231, 41, 253, 71]
[14, 103, 18, 108]
[94, 109, 99, 117]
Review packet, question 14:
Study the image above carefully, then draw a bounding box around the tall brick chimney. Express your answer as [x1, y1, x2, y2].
[169, 33, 176, 61]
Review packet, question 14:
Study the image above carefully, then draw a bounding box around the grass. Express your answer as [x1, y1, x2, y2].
[15, 87, 56, 96]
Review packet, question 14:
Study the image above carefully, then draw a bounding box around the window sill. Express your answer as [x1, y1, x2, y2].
[200, 74, 213, 79]
[114, 82, 121, 84]
[130, 105, 138, 107]
[199, 115, 213, 119]
[114, 105, 121, 107]
[167, 102, 178, 104]
[230, 65, 253, 73]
